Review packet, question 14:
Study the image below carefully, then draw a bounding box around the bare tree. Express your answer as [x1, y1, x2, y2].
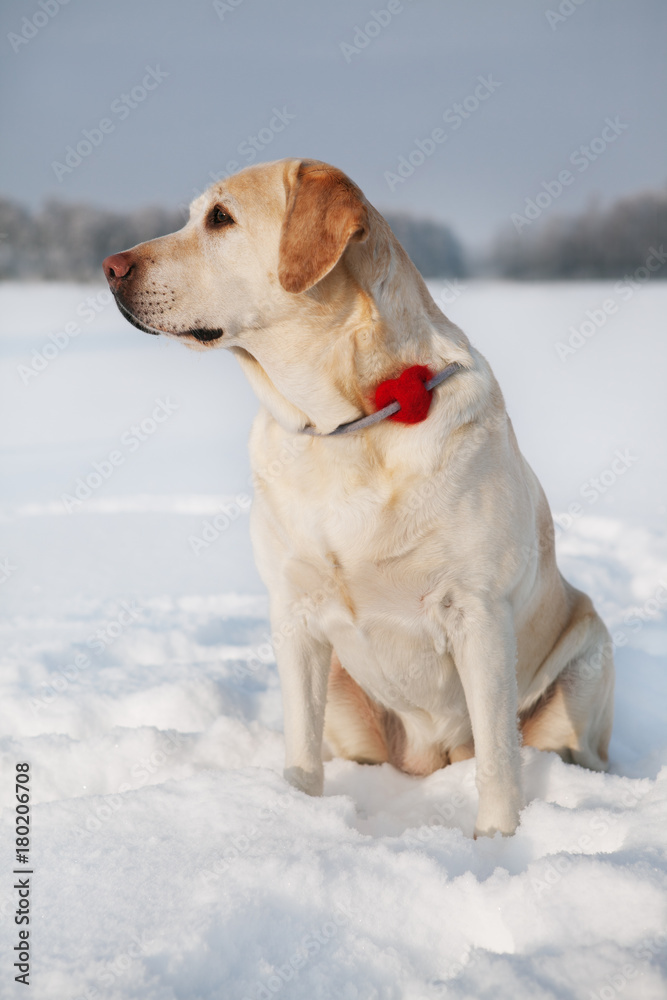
[492, 187, 667, 279]
[383, 212, 466, 278]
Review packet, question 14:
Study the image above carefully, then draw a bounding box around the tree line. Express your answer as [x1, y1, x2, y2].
[0, 200, 185, 281]
[0, 185, 665, 281]
[491, 186, 667, 279]
[0, 198, 466, 282]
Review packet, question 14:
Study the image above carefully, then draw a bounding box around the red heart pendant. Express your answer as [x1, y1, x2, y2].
[374, 365, 434, 424]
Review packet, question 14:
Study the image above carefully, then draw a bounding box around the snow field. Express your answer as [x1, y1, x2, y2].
[0, 280, 666, 998]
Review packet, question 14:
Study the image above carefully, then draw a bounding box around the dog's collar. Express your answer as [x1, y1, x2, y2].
[302, 362, 464, 437]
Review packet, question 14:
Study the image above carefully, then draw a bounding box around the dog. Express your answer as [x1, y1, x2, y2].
[103, 158, 614, 837]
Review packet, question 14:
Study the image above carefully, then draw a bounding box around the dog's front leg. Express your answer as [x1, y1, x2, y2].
[275, 623, 332, 797]
[449, 600, 523, 837]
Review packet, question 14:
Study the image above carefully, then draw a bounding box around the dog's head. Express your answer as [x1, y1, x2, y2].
[102, 158, 371, 348]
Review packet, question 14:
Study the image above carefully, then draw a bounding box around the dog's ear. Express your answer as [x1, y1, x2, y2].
[278, 160, 370, 294]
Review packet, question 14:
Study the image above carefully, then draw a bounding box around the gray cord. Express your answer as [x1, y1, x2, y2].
[303, 362, 464, 437]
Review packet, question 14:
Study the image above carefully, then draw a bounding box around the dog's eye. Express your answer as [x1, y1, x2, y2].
[209, 206, 235, 227]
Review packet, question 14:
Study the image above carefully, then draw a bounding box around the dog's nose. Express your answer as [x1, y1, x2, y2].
[102, 252, 134, 290]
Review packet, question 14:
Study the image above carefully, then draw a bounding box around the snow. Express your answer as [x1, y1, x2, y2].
[0, 279, 666, 999]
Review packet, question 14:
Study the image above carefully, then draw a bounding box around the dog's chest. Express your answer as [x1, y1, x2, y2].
[258, 460, 464, 712]
[303, 544, 462, 717]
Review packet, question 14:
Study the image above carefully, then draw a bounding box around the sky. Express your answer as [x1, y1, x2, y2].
[1, 0, 665, 247]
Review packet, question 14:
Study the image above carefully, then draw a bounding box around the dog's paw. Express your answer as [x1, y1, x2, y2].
[283, 765, 324, 797]
[474, 800, 522, 838]
[473, 821, 518, 839]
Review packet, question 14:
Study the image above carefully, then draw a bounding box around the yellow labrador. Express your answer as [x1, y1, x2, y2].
[103, 158, 614, 836]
